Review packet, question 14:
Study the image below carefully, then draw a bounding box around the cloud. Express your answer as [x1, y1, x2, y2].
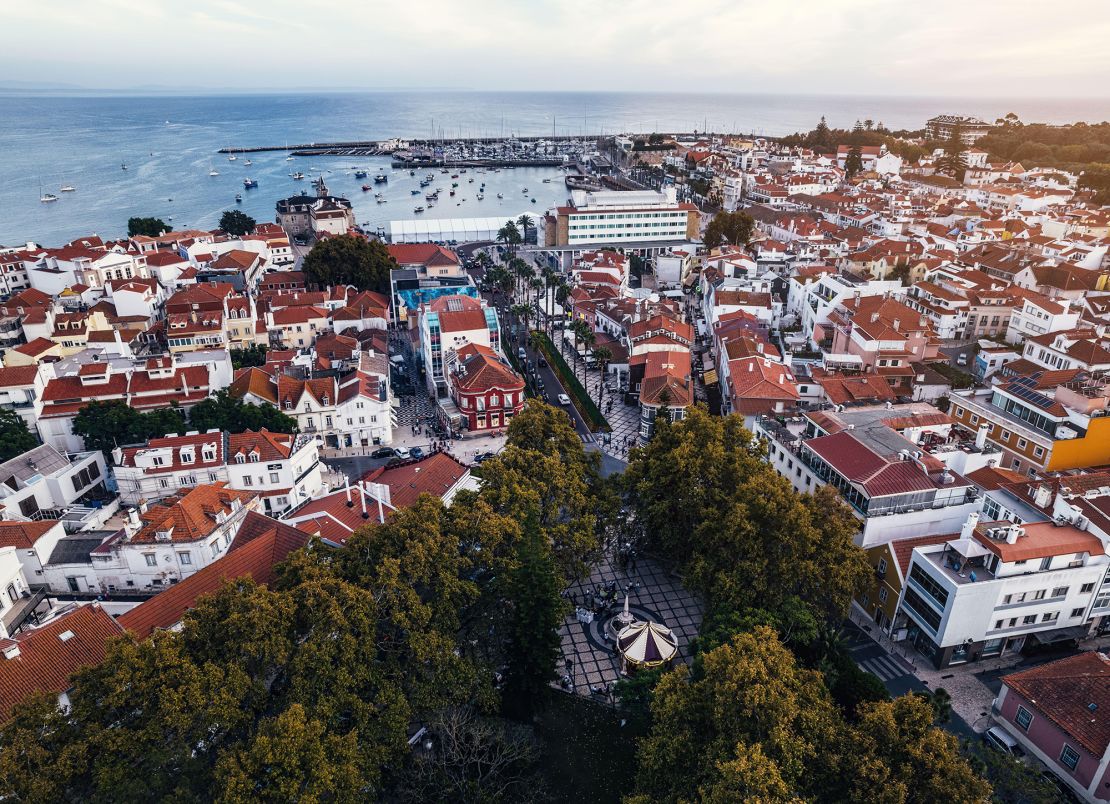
[0, 0, 1107, 95]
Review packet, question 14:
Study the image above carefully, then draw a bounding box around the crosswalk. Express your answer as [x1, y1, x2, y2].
[858, 653, 912, 682]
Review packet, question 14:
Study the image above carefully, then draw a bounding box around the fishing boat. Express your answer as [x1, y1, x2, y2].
[451, 182, 458, 188]
[459, 168, 467, 174]
[413, 206, 425, 213]
[374, 174, 388, 183]
[243, 178, 258, 188]
[60, 185, 76, 192]
[121, 163, 128, 170]
[291, 172, 305, 180]
[235, 193, 242, 203]
[362, 184, 371, 192]
[354, 169, 368, 178]
[426, 192, 438, 201]
[543, 178, 552, 183]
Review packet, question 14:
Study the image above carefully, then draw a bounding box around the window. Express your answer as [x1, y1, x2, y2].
[210, 541, 220, 559]
[1042, 612, 1058, 623]
[877, 558, 887, 575]
[178, 552, 192, 565]
[878, 587, 888, 603]
[144, 554, 157, 567]
[995, 619, 1004, 629]
[1015, 706, 1033, 731]
[269, 472, 279, 483]
[242, 475, 252, 486]
[1052, 586, 1068, 598]
[1000, 430, 1011, 442]
[1071, 607, 1085, 618]
[1039, 557, 1053, 571]
[1023, 615, 1037, 624]
[1017, 438, 1028, 450]
[1060, 744, 1080, 771]
[1033, 589, 1047, 601]
[1081, 582, 1095, 593]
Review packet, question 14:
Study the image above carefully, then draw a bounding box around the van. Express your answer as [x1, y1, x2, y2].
[517, 347, 527, 361]
[982, 726, 1023, 757]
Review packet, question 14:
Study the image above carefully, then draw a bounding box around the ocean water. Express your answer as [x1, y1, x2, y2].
[2, 90, 1109, 246]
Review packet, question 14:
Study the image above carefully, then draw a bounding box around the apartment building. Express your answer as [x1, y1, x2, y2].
[898, 514, 1108, 668]
[545, 188, 699, 249]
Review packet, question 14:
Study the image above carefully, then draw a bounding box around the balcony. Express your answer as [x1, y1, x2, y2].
[1, 587, 49, 635]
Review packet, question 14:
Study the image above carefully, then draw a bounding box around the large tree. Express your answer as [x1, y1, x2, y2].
[0, 408, 39, 462]
[218, 209, 256, 237]
[73, 400, 187, 457]
[703, 210, 755, 248]
[127, 217, 171, 237]
[302, 234, 397, 294]
[844, 144, 864, 178]
[189, 389, 297, 434]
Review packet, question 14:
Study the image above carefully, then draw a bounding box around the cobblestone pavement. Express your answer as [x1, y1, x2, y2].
[555, 553, 703, 703]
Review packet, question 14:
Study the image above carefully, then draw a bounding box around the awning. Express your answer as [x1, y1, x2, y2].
[946, 537, 992, 559]
[1031, 625, 1087, 645]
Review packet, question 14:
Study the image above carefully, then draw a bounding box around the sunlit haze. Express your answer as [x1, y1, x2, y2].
[3, 0, 1109, 96]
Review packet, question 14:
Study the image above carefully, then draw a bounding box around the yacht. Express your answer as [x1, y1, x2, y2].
[243, 178, 258, 188]
[413, 205, 425, 213]
[291, 172, 305, 180]
[209, 168, 220, 176]
[227, 154, 237, 162]
[354, 169, 368, 179]
[60, 185, 76, 192]
[40, 192, 58, 203]
[374, 173, 388, 183]
[244, 159, 252, 166]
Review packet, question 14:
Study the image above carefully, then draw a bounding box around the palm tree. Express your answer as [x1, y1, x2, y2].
[530, 277, 545, 325]
[575, 326, 596, 387]
[541, 266, 558, 334]
[568, 319, 590, 378]
[512, 259, 534, 304]
[517, 214, 532, 245]
[592, 345, 612, 413]
[555, 283, 571, 331]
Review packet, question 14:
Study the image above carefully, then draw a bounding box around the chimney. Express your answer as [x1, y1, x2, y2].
[345, 477, 353, 507]
[1034, 484, 1053, 509]
[359, 481, 369, 519]
[1005, 526, 1024, 545]
[974, 423, 989, 450]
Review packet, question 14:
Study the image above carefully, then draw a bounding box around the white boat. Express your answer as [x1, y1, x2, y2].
[60, 185, 76, 192]
[244, 159, 252, 166]
[286, 155, 295, 161]
[291, 172, 304, 180]
[227, 154, 237, 161]
[543, 178, 552, 183]
[496, 193, 504, 199]
[209, 168, 220, 176]
[40, 193, 58, 203]
[413, 206, 425, 213]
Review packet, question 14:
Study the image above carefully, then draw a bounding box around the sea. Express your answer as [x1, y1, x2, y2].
[2, 90, 1109, 247]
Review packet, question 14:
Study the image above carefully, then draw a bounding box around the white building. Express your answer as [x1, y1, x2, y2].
[114, 431, 229, 506]
[899, 514, 1109, 668]
[88, 484, 259, 593]
[225, 430, 324, 516]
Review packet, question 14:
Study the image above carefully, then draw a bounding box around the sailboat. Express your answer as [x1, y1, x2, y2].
[39, 182, 58, 203]
[244, 159, 252, 166]
[60, 183, 76, 192]
[227, 154, 237, 161]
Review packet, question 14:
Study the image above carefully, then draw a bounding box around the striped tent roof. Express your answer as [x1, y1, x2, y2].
[617, 620, 678, 667]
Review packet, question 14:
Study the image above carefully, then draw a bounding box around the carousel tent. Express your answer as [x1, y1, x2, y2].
[616, 620, 678, 669]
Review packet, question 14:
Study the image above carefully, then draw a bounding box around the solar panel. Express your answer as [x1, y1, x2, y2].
[1006, 377, 1054, 410]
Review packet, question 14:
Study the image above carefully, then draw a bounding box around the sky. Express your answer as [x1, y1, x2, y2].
[3, 0, 1109, 96]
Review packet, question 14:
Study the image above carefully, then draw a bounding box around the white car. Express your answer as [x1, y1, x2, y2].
[557, 393, 571, 406]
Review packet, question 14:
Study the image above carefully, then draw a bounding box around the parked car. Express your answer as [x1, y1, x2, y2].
[473, 451, 496, 464]
[536, 377, 545, 391]
[517, 347, 527, 360]
[982, 726, 1023, 757]
[538, 357, 548, 368]
[409, 446, 424, 459]
[956, 352, 969, 366]
[557, 393, 571, 406]
[371, 446, 410, 460]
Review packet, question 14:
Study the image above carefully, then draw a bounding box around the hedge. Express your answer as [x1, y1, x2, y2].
[531, 331, 609, 433]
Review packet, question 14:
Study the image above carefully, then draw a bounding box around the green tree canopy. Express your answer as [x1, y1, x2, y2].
[0, 408, 39, 462]
[845, 144, 864, 178]
[73, 400, 187, 457]
[218, 209, 257, 237]
[127, 217, 172, 237]
[302, 234, 397, 294]
[189, 389, 298, 434]
[703, 210, 756, 248]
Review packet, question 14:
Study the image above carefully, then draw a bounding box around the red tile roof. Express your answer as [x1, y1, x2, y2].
[0, 604, 124, 722]
[117, 513, 309, 639]
[1003, 652, 1110, 757]
[362, 451, 470, 510]
[0, 520, 62, 549]
[128, 483, 255, 545]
